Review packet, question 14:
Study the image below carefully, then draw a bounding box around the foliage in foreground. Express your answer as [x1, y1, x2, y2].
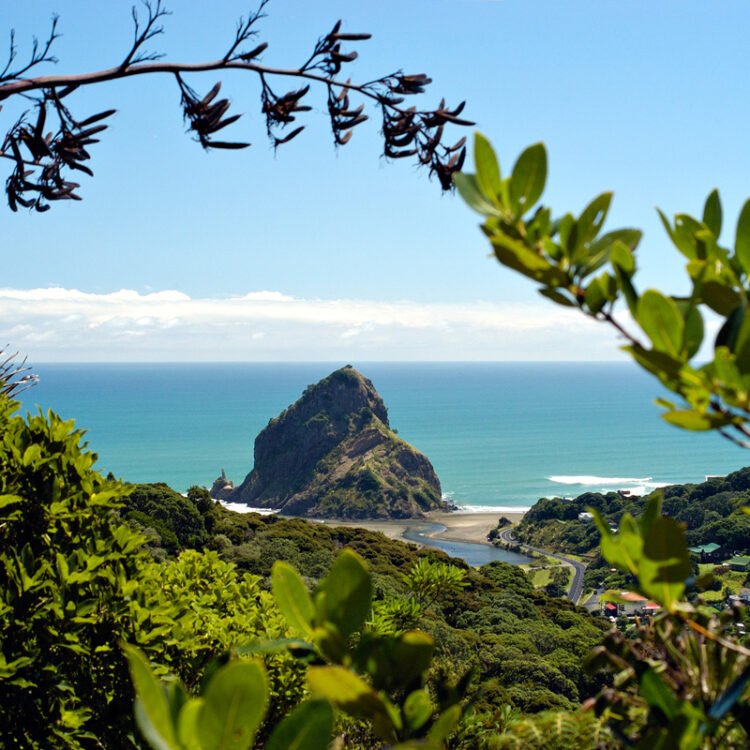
[2, 389, 749, 749]
[456, 132, 750, 448]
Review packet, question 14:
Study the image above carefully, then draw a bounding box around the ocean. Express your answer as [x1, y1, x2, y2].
[15, 362, 746, 510]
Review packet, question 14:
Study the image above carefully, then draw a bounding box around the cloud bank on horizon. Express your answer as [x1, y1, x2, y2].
[0, 286, 625, 362]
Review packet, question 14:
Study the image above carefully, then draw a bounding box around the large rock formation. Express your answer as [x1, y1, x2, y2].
[224, 366, 446, 519]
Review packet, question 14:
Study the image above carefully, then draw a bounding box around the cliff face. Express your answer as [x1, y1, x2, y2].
[225, 366, 445, 519]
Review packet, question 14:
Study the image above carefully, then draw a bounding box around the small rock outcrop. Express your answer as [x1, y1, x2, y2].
[210, 469, 234, 500]
[225, 366, 446, 519]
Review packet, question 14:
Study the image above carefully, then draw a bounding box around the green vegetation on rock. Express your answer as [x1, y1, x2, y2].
[226, 366, 447, 519]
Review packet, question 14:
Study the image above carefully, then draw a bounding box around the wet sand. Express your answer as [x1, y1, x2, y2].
[314, 510, 526, 546]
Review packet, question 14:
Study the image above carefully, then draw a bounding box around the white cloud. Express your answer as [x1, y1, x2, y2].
[0, 286, 629, 362]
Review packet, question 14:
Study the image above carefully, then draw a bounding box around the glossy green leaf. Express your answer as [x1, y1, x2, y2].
[661, 410, 725, 431]
[640, 668, 679, 719]
[176, 699, 203, 750]
[735, 198, 750, 274]
[539, 287, 575, 307]
[609, 240, 635, 277]
[614, 264, 639, 317]
[122, 644, 179, 750]
[473, 132, 502, 206]
[315, 549, 372, 638]
[307, 666, 398, 739]
[701, 280, 742, 316]
[490, 232, 568, 286]
[452, 173, 502, 218]
[427, 704, 461, 742]
[636, 290, 684, 358]
[265, 700, 335, 750]
[623, 345, 683, 389]
[402, 689, 433, 732]
[703, 189, 722, 237]
[584, 278, 606, 314]
[640, 516, 691, 608]
[510, 143, 546, 215]
[271, 561, 314, 638]
[680, 304, 704, 358]
[198, 661, 268, 750]
[234, 638, 312, 656]
[572, 192, 612, 258]
[715, 305, 744, 352]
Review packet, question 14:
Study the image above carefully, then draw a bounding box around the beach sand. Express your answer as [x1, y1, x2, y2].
[314, 510, 526, 546]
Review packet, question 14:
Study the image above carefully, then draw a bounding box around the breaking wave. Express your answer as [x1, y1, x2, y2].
[219, 500, 280, 515]
[453, 504, 531, 514]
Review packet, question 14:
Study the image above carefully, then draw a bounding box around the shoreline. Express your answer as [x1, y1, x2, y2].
[313, 509, 526, 546]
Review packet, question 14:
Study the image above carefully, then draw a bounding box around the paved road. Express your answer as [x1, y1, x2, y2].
[497, 526, 586, 605]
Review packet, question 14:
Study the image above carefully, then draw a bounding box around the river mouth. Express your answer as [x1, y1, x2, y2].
[401, 522, 533, 566]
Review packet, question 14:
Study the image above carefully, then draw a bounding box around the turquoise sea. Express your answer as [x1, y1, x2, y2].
[16, 362, 747, 510]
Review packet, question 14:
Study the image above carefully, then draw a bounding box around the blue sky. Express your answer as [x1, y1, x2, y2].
[3, 0, 750, 361]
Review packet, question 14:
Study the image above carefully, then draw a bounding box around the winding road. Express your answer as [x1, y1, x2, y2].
[497, 526, 586, 605]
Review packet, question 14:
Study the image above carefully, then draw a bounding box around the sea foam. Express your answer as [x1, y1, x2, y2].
[219, 500, 280, 515]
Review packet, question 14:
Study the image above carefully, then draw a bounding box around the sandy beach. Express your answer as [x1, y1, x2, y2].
[315, 509, 526, 546]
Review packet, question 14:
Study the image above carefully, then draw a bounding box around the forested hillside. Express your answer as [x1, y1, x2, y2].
[125, 482, 608, 715]
[515, 468, 750, 557]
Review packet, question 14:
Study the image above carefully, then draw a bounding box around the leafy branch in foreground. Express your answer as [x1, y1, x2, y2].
[126, 549, 469, 750]
[455, 132, 750, 448]
[0, 0, 472, 212]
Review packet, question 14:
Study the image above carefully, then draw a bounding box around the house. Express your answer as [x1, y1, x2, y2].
[612, 592, 648, 617]
[689, 543, 723, 562]
[578, 512, 594, 522]
[727, 556, 750, 572]
[728, 588, 750, 607]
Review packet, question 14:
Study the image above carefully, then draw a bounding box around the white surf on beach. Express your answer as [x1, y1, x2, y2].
[547, 475, 669, 495]
[219, 500, 280, 515]
[453, 505, 531, 514]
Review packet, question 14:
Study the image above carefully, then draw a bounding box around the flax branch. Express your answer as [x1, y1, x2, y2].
[0, 2, 472, 212]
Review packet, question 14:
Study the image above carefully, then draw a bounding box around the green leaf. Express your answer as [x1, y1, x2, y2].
[661, 410, 726, 431]
[510, 143, 547, 215]
[538, 287, 575, 307]
[490, 231, 568, 286]
[715, 305, 744, 351]
[315, 549, 372, 638]
[198, 661, 268, 750]
[572, 192, 612, 259]
[703, 189, 722, 237]
[584, 278, 607, 314]
[452, 173, 502, 218]
[609, 240, 635, 276]
[623, 344, 683, 388]
[177, 699, 203, 750]
[234, 638, 313, 656]
[122, 644, 179, 750]
[265, 700, 335, 750]
[640, 516, 692, 608]
[640, 668, 679, 719]
[700, 280, 742, 316]
[427, 704, 461, 743]
[735, 198, 750, 274]
[402, 690, 433, 732]
[680, 304, 704, 358]
[473, 132, 502, 206]
[709, 666, 750, 721]
[636, 290, 685, 358]
[307, 666, 399, 740]
[271, 562, 314, 638]
[614, 264, 639, 317]
[0, 494, 22, 510]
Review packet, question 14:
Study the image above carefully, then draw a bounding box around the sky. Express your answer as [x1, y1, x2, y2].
[3, 0, 750, 361]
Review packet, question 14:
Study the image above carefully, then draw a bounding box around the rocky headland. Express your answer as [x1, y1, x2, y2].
[220, 366, 447, 519]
